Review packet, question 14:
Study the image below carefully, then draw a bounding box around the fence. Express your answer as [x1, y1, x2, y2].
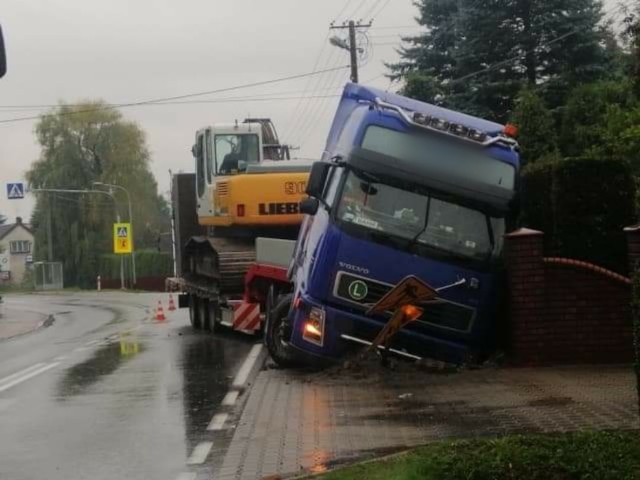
[33, 262, 64, 290]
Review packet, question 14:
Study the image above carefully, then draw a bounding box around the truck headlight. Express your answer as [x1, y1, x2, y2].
[302, 306, 325, 346]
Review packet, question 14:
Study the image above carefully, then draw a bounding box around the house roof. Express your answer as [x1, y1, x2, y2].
[0, 222, 33, 241]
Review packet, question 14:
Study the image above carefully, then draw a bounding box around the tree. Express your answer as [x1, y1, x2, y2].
[510, 89, 557, 164]
[390, 0, 614, 122]
[27, 101, 169, 287]
[559, 80, 636, 158]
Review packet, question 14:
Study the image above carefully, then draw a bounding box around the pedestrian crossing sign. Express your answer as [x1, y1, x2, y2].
[113, 223, 132, 254]
[6, 182, 25, 200]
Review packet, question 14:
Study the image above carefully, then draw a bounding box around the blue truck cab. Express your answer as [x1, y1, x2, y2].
[278, 83, 520, 365]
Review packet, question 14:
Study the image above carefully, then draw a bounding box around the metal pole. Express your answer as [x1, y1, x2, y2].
[116, 211, 124, 290]
[168, 170, 177, 277]
[348, 21, 359, 83]
[93, 183, 136, 286]
[46, 194, 53, 262]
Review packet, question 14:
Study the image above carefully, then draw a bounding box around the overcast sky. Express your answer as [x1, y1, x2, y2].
[0, 0, 420, 221]
[0, 0, 621, 222]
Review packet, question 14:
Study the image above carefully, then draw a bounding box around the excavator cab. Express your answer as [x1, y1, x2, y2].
[193, 119, 309, 229]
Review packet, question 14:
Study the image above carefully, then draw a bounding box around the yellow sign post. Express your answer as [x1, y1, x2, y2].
[113, 223, 132, 254]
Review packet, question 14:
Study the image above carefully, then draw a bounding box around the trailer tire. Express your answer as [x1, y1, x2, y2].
[189, 295, 202, 330]
[265, 293, 298, 367]
[205, 300, 219, 333]
[199, 297, 211, 332]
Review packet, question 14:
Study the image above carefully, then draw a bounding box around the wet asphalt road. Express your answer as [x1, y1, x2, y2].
[0, 292, 258, 480]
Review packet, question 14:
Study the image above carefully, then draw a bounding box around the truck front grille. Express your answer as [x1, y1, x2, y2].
[333, 271, 476, 333]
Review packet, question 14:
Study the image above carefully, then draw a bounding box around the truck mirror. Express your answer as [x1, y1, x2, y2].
[300, 198, 319, 216]
[0, 25, 6, 78]
[306, 162, 331, 198]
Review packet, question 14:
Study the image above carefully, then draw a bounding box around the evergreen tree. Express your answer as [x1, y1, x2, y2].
[510, 89, 557, 164]
[390, 0, 613, 122]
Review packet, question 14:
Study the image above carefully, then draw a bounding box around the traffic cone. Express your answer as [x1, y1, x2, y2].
[155, 300, 166, 322]
[168, 294, 176, 312]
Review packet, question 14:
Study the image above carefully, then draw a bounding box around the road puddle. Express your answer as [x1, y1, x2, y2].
[56, 334, 144, 399]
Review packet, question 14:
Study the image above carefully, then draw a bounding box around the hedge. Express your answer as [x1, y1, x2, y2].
[521, 156, 637, 273]
[98, 249, 173, 280]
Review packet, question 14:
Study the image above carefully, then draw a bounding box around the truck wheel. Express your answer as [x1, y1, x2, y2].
[265, 293, 298, 367]
[189, 295, 201, 329]
[199, 297, 211, 331]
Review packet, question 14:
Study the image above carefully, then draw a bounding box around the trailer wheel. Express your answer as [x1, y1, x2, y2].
[205, 300, 219, 333]
[199, 297, 211, 331]
[189, 295, 202, 329]
[265, 293, 298, 367]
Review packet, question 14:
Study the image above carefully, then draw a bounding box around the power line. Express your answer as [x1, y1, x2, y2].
[333, 0, 356, 22]
[361, 0, 386, 20]
[0, 94, 343, 115]
[0, 65, 349, 125]
[370, 0, 393, 20]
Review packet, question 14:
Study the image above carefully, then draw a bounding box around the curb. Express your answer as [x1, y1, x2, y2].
[284, 448, 414, 479]
[0, 311, 54, 342]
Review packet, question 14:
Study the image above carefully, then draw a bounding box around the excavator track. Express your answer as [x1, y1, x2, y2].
[184, 236, 256, 295]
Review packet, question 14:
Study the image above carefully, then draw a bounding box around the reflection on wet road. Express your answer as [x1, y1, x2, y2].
[0, 292, 256, 480]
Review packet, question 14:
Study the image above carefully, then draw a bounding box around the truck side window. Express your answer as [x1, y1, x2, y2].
[205, 129, 213, 184]
[196, 134, 205, 198]
[322, 166, 342, 208]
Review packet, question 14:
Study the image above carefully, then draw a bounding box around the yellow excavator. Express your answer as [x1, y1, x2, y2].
[170, 118, 310, 331]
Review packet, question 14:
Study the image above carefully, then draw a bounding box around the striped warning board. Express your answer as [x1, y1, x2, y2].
[232, 302, 261, 332]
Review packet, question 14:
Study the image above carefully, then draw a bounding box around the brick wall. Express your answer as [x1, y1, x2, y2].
[505, 229, 634, 366]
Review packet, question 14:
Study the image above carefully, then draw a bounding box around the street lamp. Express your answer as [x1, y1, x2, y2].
[93, 182, 136, 286]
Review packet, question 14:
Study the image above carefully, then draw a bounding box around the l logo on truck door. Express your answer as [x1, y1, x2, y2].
[348, 280, 368, 301]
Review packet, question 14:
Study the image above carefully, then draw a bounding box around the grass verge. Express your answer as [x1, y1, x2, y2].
[315, 431, 640, 480]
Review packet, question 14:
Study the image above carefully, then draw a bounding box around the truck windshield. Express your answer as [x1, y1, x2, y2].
[362, 125, 515, 190]
[336, 170, 503, 261]
[215, 134, 260, 175]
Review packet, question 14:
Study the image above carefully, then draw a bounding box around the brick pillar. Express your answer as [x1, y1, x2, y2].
[504, 228, 546, 365]
[624, 225, 640, 276]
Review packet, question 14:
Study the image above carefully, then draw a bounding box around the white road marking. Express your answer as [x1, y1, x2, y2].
[221, 390, 239, 406]
[186, 441, 213, 465]
[0, 363, 46, 387]
[0, 362, 60, 393]
[74, 346, 90, 352]
[175, 473, 196, 480]
[84, 339, 100, 347]
[232, 344, 262, 388]
[207, 413, 228, 431]
[53, 356, 68, 362]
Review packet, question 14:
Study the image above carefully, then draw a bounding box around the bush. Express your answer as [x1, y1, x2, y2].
[98, 249, 172, 280]
[521, 156, 636, 272]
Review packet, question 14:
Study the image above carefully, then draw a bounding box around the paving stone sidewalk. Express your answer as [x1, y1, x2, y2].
[0, 306, 45, 340]
[217, 363, 639, 480]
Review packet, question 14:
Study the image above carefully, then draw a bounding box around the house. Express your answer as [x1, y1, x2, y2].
[0, 217, 34, 285]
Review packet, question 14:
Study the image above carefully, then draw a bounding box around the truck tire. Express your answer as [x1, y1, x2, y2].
[265, 293, 298, 367]
[199, 297, 211, 332]
[189, 295, 202, 329]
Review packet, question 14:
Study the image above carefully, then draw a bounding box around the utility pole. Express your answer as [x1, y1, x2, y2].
[46, 195, 53, 262]
[330, 20, 372, 84]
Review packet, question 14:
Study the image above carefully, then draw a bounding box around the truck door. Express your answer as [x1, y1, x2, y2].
[195, 132, 210, 218]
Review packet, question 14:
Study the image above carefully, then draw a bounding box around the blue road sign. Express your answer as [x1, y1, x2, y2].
[6, 183, 25, 200]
